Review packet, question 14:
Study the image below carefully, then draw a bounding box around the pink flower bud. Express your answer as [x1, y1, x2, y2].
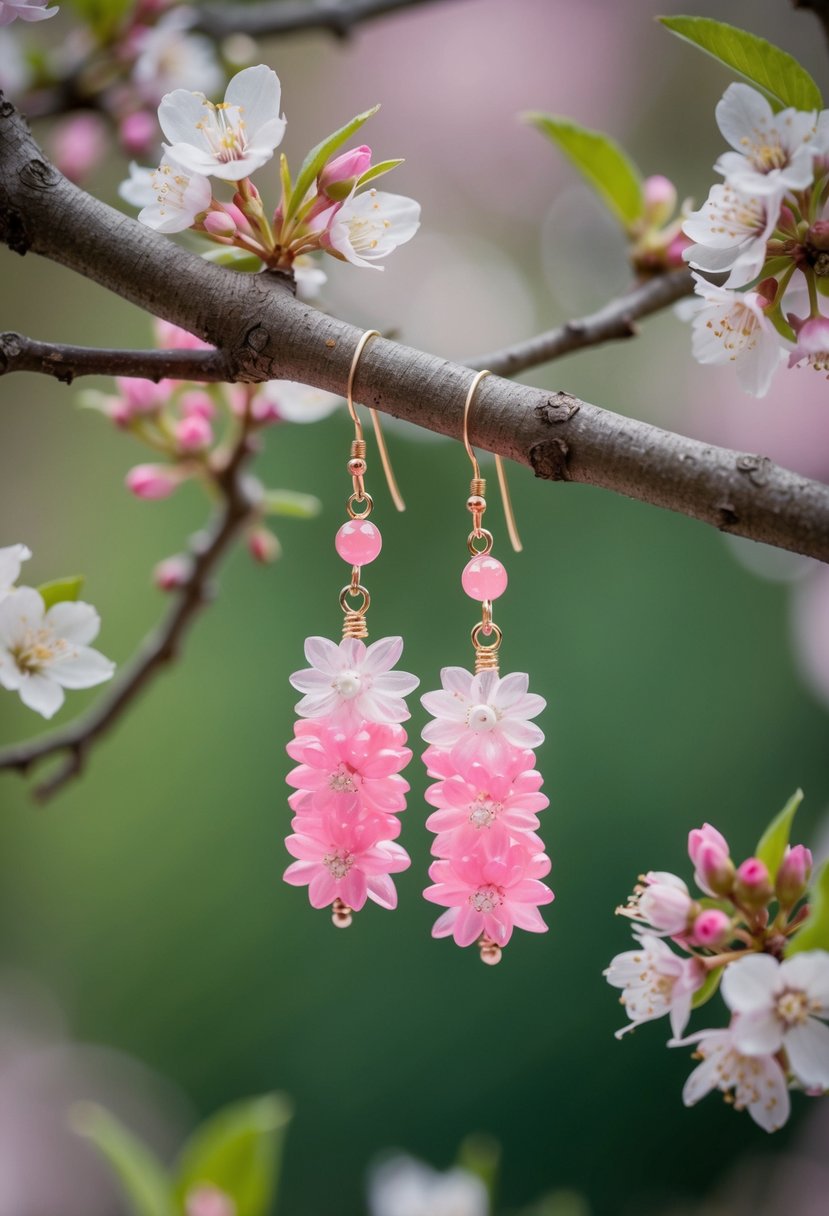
[185, 1186, 236, 1216]
[665, 231, 692, 269]
[689, 824, 734, 896]
[248, 526, 281, 564]
[125, 464, 180, 500]
[114, 377, 170, 419]
[639, 872, 694, 934]
[153, 554, 192, 591]
[643, 174, 677, 227]
[776, 844, 813, 906]
[691, 908, 731, 948]
[756, 277, 779, 305]
[203, 210, 237, 237]
[733, 857, 774, 909]
[180, 390, 215, 420]
[175, 414, 213, 451]
[220, 202, 254, 235]
[52, 112, 107, 184]
[809, 220, 829, 251]
[119, 110, 157, 157]
[319, 144, 372, 195]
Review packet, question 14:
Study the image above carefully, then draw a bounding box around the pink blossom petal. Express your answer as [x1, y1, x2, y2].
[363, 635, 403, 674]
[304, 635, 340, 673]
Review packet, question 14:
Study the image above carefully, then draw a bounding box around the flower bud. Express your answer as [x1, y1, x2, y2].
[120, 110, 157, 157]
[247, 526, 281, 564]
[691, 908, 731, 949]
[319, 144, 372, 198]
[755, 277, 779, 305]
[203, 210, 237, 237]
[180, 390, 215, 420]
[643, 174, 677, 227]
[125, 463, 180, 500]
[51, 112, 107, 184]
[776, 844, 813, 906]
[665, 230, 692, 269]
[175, 414, 213, 451]
[153, 554, 192, 591]
[689, 824, 734, 896]
[733, 857, 774, 909]
[185, 1185, 236, 1216]
[808, 220, 829, 251]
[638, 872, 694, 934]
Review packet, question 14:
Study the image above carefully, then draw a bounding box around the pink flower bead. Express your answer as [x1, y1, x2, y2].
[335, 520, 382, 565]
[461, 555, 508, 601]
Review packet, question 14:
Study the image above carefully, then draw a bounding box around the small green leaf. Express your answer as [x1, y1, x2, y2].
[71, 1103, 174, 1216]
[262, 490, 322, 519]
[524, 113, 644, 230]
[37, 576, 84, 611]
[692, 965, 724, 1009]
[279, 152, 292, 209]
[355, 158, 404, 188]
[457, 1133, 500, 1202]
[755, 789, 804, 881]
[285, 106, 380, 224]
[173, 1093, 293, 1216]
[659, 16, 823, 112]
[786, 861, 829, 956]
[201, 247, 264, 273]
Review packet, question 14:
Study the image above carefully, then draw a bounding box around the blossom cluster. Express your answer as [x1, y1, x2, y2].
[0, 543, 113, 719]
[605, 813, 829, 1132]
[283, 636, 420, 921]
[81, 318, 341, 573]
[119, 64, 420, 287]
[420, 667, 553, 962]
[681, 82, 829, 396]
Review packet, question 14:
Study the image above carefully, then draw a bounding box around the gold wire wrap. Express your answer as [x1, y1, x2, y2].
[470, 477, 486, 498]
[472, 621, 502, 673]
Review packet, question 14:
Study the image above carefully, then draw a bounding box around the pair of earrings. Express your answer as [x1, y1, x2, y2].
[283, 331, 553, 964]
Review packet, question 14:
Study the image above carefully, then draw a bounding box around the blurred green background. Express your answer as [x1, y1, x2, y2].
[1, 1, 828, 1213]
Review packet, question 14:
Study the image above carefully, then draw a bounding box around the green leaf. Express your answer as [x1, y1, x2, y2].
[755, 789, 804, 881]
[659, 16, 823, 111]
[786, 860, 829, 955]
[173, 1093, 293, 1216]
[523, 113, 644, 230]
[285, 106, 380, 224]
[71, 1103, 174, 1216]
[68, 0, 133, 38]
[37, 576, 84, 611]
[691, 965, 724, 1009]
[355, 158, 404, 188]
[262, 490, 322, 519]
[201, 247, 264, 273]
[457, 1133, 500, 1203]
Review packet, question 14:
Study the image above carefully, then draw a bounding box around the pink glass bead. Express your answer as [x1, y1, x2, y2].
[335, 519, 382, 565]
[462, 555, 508, 601]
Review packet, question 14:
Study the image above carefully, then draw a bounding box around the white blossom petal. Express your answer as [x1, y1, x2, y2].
[18, 672, 64, 718]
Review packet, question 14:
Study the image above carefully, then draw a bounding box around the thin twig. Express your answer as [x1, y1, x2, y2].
[790, 0, 829, 47]
[0, 429, 258, 801]
[466, 269, 693, 375]
[196, 0, 459, 40]
[0, 333, 229, 384]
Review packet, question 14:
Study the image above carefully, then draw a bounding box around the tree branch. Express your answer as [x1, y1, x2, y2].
[0, 332, 229, 384]
[790, 0, 829, 46]
[196, 0, 459, 40]
[466, 269, 693, 375]
[0, 429, 257, 801]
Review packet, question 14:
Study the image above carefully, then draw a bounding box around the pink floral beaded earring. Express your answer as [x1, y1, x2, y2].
[420, 370, 554, 965]
[283, 331, 419, 928]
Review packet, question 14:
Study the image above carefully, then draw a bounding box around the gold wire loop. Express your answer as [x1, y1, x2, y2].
[347, 329, 405, 512]
[481, 600, 493, 633]
[347, 491, 374, 520]
[462, 369, 523, 553]
[340, 584, 371, 615]
[471, 621, 503, 674]
[467, 528, 494, 556]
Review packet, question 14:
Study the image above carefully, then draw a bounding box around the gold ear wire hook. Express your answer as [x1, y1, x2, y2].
[462, 369, 523, 553]
[347, 329, 406, 512]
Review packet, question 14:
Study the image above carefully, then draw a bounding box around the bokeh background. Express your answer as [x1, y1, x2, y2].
[1, 0, 828, 1213]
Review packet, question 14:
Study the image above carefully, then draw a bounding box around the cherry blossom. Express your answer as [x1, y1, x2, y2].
[0, 0, 58, 25]
[604, 933, 704, 1039]
[683, 182, 782, 287]
[368, 1155, 488, 1216]
[678, 273, 784, 398]
[787, 315, 829, 374]
[136, 153, 213, 234]
[132, 7, 224, 106]
[284, 811, 410, 911]
[290, 636, 419, 725]
[0, 588, 114, 719]
[118, 162, 156, 210]
[322, 189, 420, 269]
[425, 836, 553, 948]
[713, 83, 821, 196]
[158, 64, 286, 182]
[617, 871, 695, 936]
[0, 543, 31, 598]
[421, 667, 545, 766]
[257, 380, 342, 424]
[720, 951, 829, 1090]
[671, 1024, 791, 1132]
